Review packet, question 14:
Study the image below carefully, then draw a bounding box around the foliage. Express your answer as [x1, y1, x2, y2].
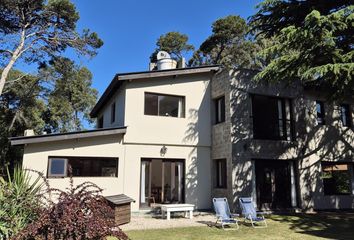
[150, 31, 194, 61]
[14, 173, 128, 240]
[249, 0, 352, 37]
[0, 0, 103, 95]
[0, 70, 46, 174]
[189, 15, 262, 70]
[41, 57, 98, 132]
[0, 167, 42, 240]
[0, 64, 97, 174]
[250, 1, 354, 99]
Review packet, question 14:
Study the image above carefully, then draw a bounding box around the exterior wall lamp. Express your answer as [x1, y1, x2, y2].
[160, 145, 167, 157]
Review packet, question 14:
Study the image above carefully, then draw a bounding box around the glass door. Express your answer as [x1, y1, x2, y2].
[140, 159, 184, 208]
[140, 160, 151, 207]
[162, 160, 184, 203]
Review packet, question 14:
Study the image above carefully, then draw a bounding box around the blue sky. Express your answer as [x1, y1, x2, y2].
[67, 0, 261, 96]
[15, 1, 261, 96]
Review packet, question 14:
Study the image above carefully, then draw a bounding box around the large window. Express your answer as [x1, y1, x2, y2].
[144, 93, 185, 118]
[316, 101, 325, 125]
[340, 104, 352, 127]
[321, 163, 353, 195]
[214, 96, 225, 124]
[214, 159, 227, 188]
[251, 95, 293, 141]
[48, 157, 118, 178]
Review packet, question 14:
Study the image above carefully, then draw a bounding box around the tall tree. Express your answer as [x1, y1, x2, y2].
[250, 1, 354, 99]
[150, 31, 194, 62]
[189, 15, 261, 70]
[250, 0, 352, 37]
[0, 70, 46, 174]
[0, 0, 103, 95]
[42, 57, 97, 133]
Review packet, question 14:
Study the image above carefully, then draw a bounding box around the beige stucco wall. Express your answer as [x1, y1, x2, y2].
[122, 144, 211, 211]
[123, 73, 212, 146]
[22, 136, 212, 211]
[97, 83, 126, 128]
[22, 71, 214, 211]
[22, 135, 125, 197]
[23, 136, 211, 211]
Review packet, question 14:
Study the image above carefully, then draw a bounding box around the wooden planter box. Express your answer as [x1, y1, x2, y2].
[105, 194, 135, 226]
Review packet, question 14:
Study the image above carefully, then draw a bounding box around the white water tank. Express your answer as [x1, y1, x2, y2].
[156, 51, 177, 70]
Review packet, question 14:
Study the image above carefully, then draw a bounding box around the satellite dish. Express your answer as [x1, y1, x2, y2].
[156, 51, 171, 60]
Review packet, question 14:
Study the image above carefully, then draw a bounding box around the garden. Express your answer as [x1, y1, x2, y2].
[1, 167, 354, 240]
[124, 213, 354, 240]
[0, 167, 128, 240]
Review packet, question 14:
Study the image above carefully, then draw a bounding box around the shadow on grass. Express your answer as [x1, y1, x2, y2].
[270, 212, 354, 240]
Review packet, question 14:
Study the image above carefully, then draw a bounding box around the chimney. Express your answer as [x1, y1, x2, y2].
[24, 129, 35, 136]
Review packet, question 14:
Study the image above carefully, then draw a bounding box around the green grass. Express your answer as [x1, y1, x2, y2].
[123, 213, 354, 240]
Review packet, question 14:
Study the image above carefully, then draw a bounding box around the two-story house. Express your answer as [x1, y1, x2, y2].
[211, 69, 354, 211]
[10, 54, 354, 212]
[11, 62, 219, 211]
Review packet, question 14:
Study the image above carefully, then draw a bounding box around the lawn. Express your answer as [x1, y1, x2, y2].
[124, 213, 354, 240]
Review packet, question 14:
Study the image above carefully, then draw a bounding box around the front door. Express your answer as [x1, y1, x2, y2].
[255, 160, 292, 209]
[140, 158, 184, 208]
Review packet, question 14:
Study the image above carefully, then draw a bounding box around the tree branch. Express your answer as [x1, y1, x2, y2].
[6, 74, 29, 85]
[0, 49, 14, 55]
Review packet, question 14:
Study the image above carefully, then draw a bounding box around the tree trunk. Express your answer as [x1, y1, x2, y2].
[8, 111, 19, 131]
[0, 29, 26, 96]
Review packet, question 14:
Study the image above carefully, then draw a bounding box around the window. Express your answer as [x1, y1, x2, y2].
[214, 96, 225, 124]
[98, 116, 104, 128]
[251, 95, 293, 141]
[340, 104, 352, 127]
[47, 157, 118, 177]
[144, 93, 185, 118]
[48, 158, 68, 177]
[214, 159, 227, 188]
[111, 102, 116, 123]
[321, 163, 353, 195]
[316, 101, 325, 125]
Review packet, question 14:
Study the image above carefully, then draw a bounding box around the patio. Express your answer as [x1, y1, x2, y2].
[120, 212, 354, 240]
[121, 211, 215, 231]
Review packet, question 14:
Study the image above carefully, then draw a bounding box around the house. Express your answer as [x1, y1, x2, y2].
[211, 70, 354, 210]
[10, 53, 354, 212]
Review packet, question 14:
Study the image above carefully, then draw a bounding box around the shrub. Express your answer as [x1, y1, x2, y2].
[14, 172, 128, 240]
[0, 167, 42, 240]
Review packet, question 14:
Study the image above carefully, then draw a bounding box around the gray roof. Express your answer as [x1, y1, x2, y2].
[90, 65, 220, 118]
[105, 194, 135, 205]
[10, 126, 127, 146]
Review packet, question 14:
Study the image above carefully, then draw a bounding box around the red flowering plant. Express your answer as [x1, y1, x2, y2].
[13, 168, 128, 240]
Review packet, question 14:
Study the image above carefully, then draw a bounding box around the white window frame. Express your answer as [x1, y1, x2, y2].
[48, 158, 68, 177]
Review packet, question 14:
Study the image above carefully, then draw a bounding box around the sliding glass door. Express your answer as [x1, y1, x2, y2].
[140, 159, 184, 208]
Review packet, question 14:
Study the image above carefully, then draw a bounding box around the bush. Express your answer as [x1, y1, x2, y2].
[0, 167, 42, 240]
[14, 172, 128, 240]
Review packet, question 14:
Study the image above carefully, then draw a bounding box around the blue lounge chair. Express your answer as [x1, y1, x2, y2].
[212, 198, 239, 230]
[239, 197, 267, 228]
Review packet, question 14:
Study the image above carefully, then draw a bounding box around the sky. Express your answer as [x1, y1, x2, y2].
[64, 0, 262, 96]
